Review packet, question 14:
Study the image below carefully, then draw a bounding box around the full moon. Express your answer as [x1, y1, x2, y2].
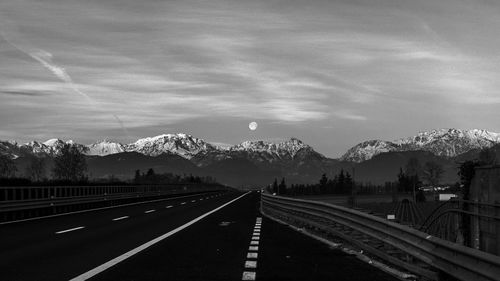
[249, 121, 258, 131]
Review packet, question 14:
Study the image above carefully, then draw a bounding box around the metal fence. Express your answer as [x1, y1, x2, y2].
[0, 184, 226, 222]
[261, 193, 500, 281]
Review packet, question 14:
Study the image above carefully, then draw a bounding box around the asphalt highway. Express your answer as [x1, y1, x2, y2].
[1, 191, 398, 281]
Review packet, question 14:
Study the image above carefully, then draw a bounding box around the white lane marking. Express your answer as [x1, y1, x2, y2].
[245, 260, 257, 269]
[249, 246, 259, 251]
[166, 205, 173, 209]
[1, 192, 215, 226]
[112, 216, 129, 221]
[247, 252, 258, 259]
[55, 226, 85, 234]
[253, 228, 260, 231]
[250, 240, 259, 245]
[199, 199, 203, 201]
[252, 236, 260, 240]
[69, 192, 250, 281]
[242, 271, 256, 281]
[145, 210, 155, 213]
[191, 200, 196, 203]
[252, 233, 260, 236]
[181, 202, 186, 205]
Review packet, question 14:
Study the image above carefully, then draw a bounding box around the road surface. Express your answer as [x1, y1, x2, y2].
[1, 191, 398, 281]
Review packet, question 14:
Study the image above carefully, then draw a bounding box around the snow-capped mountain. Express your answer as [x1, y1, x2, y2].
[229, 138, 314, 159]
[340, 140, 399, 163]
[17, 139, 86, 157]
[86, 140, 125, 156]
[124, 133, 218, 159]
[341, 128, 500, 162]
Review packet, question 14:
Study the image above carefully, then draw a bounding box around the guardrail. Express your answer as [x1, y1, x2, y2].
[261, 193, 500, 281]
[0, 184, 227, 222]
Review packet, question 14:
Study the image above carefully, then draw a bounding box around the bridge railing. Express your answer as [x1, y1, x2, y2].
[261, 193, 500, 281]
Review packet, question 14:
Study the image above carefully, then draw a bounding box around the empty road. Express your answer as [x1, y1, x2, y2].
[1, 191, 397, 281]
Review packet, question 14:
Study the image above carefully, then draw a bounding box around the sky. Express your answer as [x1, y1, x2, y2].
[1, 0, 500, 157]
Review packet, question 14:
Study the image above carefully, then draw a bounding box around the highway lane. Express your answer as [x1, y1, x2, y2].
[2, 191, 399, 281]
[89, 192, 398, 281]
[0, 190, 236, 281]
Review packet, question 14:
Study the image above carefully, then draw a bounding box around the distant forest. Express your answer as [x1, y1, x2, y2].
[0, 144, 219, 186]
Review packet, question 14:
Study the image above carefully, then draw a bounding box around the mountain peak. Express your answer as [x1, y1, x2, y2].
[231, 137, 312, 158]
[126, 133, 216, 159]
[342, 128, 500, 162]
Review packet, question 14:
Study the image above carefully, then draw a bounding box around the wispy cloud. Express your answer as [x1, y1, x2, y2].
[1, 0, 500, 156]
[28, 50, 91, 101]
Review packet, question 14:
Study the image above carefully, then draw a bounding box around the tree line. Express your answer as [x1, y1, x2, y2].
[133, 168, 217, 185]
[0, 144, 219, 186]
[267, 169, 354, 196]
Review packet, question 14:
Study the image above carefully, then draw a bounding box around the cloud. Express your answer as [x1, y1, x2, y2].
[28, 50, 92, 101]
[0, 90, 48, 97]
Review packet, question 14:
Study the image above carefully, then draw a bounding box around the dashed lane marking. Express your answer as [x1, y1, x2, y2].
[245, 261, 257, 269]
[250, 240, 259, 245]
[242, 271, 256, 280]
[112, 216, 129, 221]
[145, 210, 155, 214]
[249, 246, 258, 251]
[69, 192, 250, 281]
[166, 205, 173, 208]
[252, 236, 260, 240]
[191, 200, 196, 203]
[181, 202, 186, 205]
[55, 226, 85, 234]
[247, 252, 258, 259]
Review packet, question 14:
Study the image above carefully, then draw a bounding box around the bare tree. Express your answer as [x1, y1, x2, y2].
[0, 154, 17, 178]
[52, 144, 87, 182]
[405, 157, 421, 202]
[26, 157, 45, 182]
[422, 161, 444, 195]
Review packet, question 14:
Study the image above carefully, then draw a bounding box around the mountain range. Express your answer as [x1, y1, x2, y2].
[1, 128, 499, 187]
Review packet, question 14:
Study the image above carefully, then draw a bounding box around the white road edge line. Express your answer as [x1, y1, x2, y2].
[112, 216, 129, 221]
[55, 226, 85, 234]
[69, 192, 250, 281]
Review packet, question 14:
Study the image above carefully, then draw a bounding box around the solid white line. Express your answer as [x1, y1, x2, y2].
[69, 192, 250, 281]
[245, 260, 257, 268]
[145, 210, 155, 213]
[242, 271, 256, 280]
[112, 216, 129, 221]
[55, 226, 85, 234]
[166, 205, 173, 209]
